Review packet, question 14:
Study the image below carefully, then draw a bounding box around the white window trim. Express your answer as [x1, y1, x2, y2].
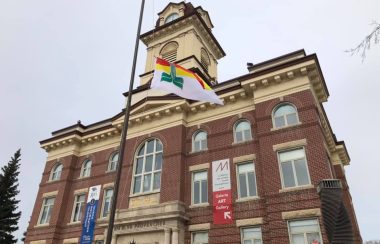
[130, 139, 163, 196]
[277, 147, 311, 189]
[287, 218, 324, 244]
[70, 193, 86, 223]
[80, 159, 92, 178]
[191, 231, 209, 244]
[236, 162, 258, 199]
[100, 188, 113, 219]
[233, 120, 252, 143]
[240, 226, 263, 244]
[36, 197, 55, 226]
[272, 103, 300, 129]
[192, 130, 208, 153]
[107, 151, 119, 172]
[49, 163, 63, 181]
[191, 170, 208, 206]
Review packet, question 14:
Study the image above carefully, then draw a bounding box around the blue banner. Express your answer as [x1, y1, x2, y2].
[80, 185, 101, 244]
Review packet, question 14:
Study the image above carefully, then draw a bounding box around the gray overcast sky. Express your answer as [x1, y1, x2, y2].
[0, 0, 379, 242]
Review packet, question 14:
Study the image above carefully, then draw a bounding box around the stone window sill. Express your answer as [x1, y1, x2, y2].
[189, 149, 208, 155]
[271, 122, 302, 132]
[189, 203, 210, 208]
[129, 191, 160, 198]
[34, 223, 49, 228]
[232, 139, 253, 146]
[279, 184, 314, 193]
[67, 221, 81, 226]
[236, 196, 260, 203]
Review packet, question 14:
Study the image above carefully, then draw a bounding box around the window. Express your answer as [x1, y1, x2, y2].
[50, 163, 63, 181]
[192, 232, 208, 244]
[288, 219, 322, 244]
[234, 120, 252, 143]
[193, 131, 207, 152]
[80, 159, 92, 178]
[192, 171, 208, 205]
[160, 41, 178, 62]
[279, 148, 310, 188]
[164, 13, 179, 24]
[38, 197, 55, 225]
[237, 162, 257, 198]
[108, 152, 119, 172]
[101, 188, 113, 218]
[95, 241, 104, 244]
[200, 48, 210, 71]
[241, 227, 262, 244]
[132, 139, 163, 194]
[71, 194, 86, 222]
[273, 103, 299, 128]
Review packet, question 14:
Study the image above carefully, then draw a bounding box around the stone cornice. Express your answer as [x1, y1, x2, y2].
[140, 14, 224, 59]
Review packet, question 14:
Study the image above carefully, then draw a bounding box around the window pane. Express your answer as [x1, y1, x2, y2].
[153, 172, 161, 190]
[243, 227, 261, 239]
[238, 163, 254, 173]
[254, 240, 262, 244]
[143, 174, 151, 192]
[248, 172, 257, 196]
[40, 207, 47, 224]
[244, 129, 252, 140]
[201, 180, 208, 203]
[133, 176, 141, 193]
[156, 140, 163, 151]
[135, 158, 143, 174]
[138, 146, 145, 156]
[201, 140, 207, 150]
[193, 181, 200, 204]
[294, 159, 310, 186]
[145, 155, 153, 172]
[146, 140, 155, 154]
[291, 234, 304, 244]
[193, 232, 208, 242]
[244, 241, 252, 244]
[194, 141, 200, 152]
[279, 149, 304, 162]
[287, 113, 298, 125]
[281, 161, 296, 187]
[194, 171, 207, 181]
[155, 153, 162, 170]
[275, 104, 296, 116]
[236, 131, 243, 142]
[239, 173, 248, 198]
[307, 233, 321, 244]
[274, 116, 285, 127]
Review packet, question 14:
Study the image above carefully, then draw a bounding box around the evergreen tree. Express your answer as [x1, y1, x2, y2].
[0, 149, 22, 243]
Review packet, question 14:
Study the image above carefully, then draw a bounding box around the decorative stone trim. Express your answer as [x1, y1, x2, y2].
[188, 223, 211, 231]
[30, 241, 46, 244]
[232, 154, 256, 164]
[63, 238, 78, 243]
[189, 203, 210, 208]
[270, 122, 302, 132]
[272, 139, 307, 151]
[282, 208, 321, 220]
[103, 182, 114, 188]
[33, 223, 49, 228]
[236, 196, 260, 203]
[94, 235, 104, 241]
[42, 190, 58, 198]
[279, 184, 314, 193]
[189, 163, 209, 172]
[236, 217, 263, 227]
[74, 188, 88, 195]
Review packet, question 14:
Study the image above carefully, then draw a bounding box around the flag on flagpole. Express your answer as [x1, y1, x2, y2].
[150, 58, 224, 105]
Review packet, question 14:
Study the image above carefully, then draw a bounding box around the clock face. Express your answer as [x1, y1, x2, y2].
[164, 13, 179, 24]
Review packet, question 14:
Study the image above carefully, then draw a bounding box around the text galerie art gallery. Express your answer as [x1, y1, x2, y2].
[26, 2, 361, 244]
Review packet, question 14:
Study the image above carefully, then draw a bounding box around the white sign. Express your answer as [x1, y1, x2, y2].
[212, 159, 231, 192]
[87, 185, 101, 203]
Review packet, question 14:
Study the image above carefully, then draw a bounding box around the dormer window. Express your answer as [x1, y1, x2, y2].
[164, 13, 179, 24]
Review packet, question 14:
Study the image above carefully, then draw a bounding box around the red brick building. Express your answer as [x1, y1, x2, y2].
[25, 2, 362, 244]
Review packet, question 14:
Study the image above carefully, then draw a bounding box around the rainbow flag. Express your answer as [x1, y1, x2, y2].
[151, 58, 223, 105]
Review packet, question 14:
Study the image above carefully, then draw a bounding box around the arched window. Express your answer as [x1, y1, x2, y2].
[108, 152, 119, 172]
[160, 41, 178, 63]
[200, 48, 210, 71]
[164, 13, 179, 24]
[273, 103, 299, 128]
[80, 159, 92, 178]
[132, 139, 163, 194]
[50, 163, 63, 181]
[193, 131, 207, 152]
[234, 120, 252, 143]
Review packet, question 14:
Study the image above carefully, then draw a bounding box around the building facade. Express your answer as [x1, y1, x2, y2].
[25, 2, 362, 244]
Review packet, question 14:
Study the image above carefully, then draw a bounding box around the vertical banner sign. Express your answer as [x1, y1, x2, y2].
[80, 185, 101, 244]
[212, 159, 233, 224]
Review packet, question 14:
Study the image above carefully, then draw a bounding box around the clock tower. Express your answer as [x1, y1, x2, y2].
[139, 2, 225, 87]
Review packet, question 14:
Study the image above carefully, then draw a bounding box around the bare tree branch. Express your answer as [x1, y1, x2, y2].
[346, 21, 380, 61]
